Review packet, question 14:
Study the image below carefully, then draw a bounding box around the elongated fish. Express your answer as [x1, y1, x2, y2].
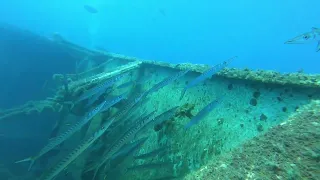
[185, 97, 223, 129]
[39, 118, 115, 180]
[111, 77, 151, 121]
[109, 137, 148, 172]
[84, 5, 98, 14]
[75, 72, 128, 103]
[109, 106, 177, 141]
[111, 137, 148, 161]
[152, 106, 178, 124]
[100, 91, 128, 112]
[106, 109, 137, 135]
[99, 137, 149, 179]
[101, 107, 177, 178]
[126, 161, 172, 172]
[136, 106, 179, 135]
[146, 69, 189, 96]
[107, 110, 145, 138]
[85, 87, 113, 108]
[110, 105, 142, 128]
[89, 111, 156, 180]
[285, 27, 320, 52]
[15, 100, 107, 171]
[113, 92, 146, 120]
[117, 77, 148, 89]
[180, 57, 236, 99]
[134, 146, 167, 160]
[117, 81, 134, 89]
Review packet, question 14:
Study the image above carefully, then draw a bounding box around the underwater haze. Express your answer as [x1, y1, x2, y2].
[1, 1, 320, 180]
[1, 0, 319, 73]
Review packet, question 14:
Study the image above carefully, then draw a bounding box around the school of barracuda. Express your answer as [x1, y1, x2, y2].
[15, 57, 234, 180]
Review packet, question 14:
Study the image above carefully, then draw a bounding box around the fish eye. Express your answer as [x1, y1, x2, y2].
[303, 35, 309, 39]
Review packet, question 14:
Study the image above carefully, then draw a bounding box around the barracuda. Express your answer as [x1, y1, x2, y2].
[89, 106, 178, 180]
[146, 69, 190, 96]
[285, 27, 320, 52]
[185, 97, 223, 129]
[39, 118, 115, 180]
[100, 92, 129, 112]
[89, 111, 156, 180]
[75, 72, 128, 103]
[15, 100, 107, 171]
[180, 56, 236, 99]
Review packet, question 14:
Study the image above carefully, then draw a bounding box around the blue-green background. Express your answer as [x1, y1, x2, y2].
[1, 0, 319, 72]
[0, 0, 319, 174]
[0, 0, 320, 108]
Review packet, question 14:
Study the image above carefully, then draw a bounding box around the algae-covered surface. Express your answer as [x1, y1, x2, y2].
[184, 100, 320, 180]
[112, 63, 320, 180]
[1, 37, 320, 180]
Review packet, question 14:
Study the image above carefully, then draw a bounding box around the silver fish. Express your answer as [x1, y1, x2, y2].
[146, 69, 189, 96]
[285, 27, 320, 52]
[100, 91, 129, 112]
[152, 106, 178, 124]
[39, 118, 115, 180]
[89, 111, 156, 180]
[180, 57, 236, 99]
[185, 97, 222, 129]
[85, 87, 113, 108]
[109, 137, 149, 173]
[111, 137, 148, 161]
[75, 72, 128, 103]
[117, 81, 134, 89]
[15, 100, 107, 171]
[107, 108, 145, 136]
[134, 146, 167, 160]
[99, 137, 149, 179]
[113, 92, 146, 120]
[126, 161, 172, 172]
[117, 77, 148, 89]
[137, 106, 179, 135]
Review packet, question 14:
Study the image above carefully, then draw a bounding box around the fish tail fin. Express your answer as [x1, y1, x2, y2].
[27, 159, 35, 171]
[316, 41, 320, 52]
[98, 162, 110, 179]
[15, 157, 35, 171]
[83, 164, 97, 173]
[179, 88, 186, 100]
[92, 168, 99, 180]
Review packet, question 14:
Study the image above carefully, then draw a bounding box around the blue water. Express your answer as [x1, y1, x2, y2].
[1, 0, 319, 73]
[0, 1, 319, 179]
